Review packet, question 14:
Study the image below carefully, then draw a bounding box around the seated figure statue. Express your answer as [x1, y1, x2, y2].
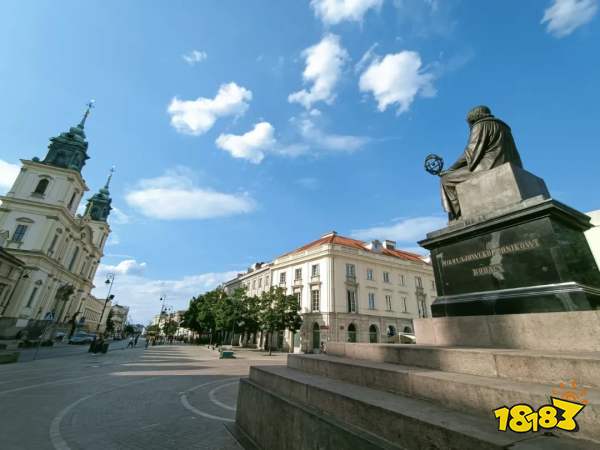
[441, 105, 523, 220]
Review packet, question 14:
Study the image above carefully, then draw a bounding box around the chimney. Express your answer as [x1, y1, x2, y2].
[366, 239, 382, 252]
[383, 240, 396, 250]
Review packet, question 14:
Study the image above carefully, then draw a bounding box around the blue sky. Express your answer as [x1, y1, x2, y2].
[1, 0, 598, 323]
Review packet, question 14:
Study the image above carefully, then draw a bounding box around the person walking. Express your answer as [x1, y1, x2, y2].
[127, 336, 134, 348]
[134, 335, 139, 347]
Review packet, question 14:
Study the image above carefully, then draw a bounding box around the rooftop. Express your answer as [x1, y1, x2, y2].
[280, 231, 427, 263]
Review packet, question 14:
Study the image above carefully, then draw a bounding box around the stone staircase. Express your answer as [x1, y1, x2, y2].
[235, 343, 600, 449]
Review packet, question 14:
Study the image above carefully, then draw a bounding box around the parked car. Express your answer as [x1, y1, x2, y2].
[69, 332, 96, 345]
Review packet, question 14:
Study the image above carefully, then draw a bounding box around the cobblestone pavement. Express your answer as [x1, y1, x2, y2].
[0, 343, 287, 450]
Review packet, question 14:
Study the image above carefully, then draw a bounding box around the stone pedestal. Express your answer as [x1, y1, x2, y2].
[420, 164, 600, 317]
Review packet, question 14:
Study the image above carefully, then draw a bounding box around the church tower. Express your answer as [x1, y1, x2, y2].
[0, 102, 113, 333]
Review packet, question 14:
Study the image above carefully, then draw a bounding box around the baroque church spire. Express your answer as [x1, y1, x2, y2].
[84, 166, 114, 222]
[38, 101, 95, 173]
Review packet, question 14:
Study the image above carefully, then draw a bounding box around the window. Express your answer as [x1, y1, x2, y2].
[347, 289, 357, 313]
[13, 225, 28, 242]
[385, 295, 392, 311]
[415, 276, 423, 288]
[368, 292, 375, 310]
[26, 287, 38, 308]
[67, 191, 78, 210]
[68, 247, 79, 271]
[311, 289, 320, 311]
[258, 278, 262, 288]
[295, 291, 301, 305]
[311, 264, 319, 277]
[0, 283, 7, 306]
[399, 274, 405, 286]
[48, 235, 59, 255]
[252, 279, 256, 289]
[418, 299, 428, 318]
[347, 323, 357, 343]
[295, 268, 302, 281]
[279, 272, 286, 284]
[383, 271, 390, 283]
[366, 269, 373, 281]
[33, 179, 49, 195]
[402, 297, 408, 312]
[346, 264, 355, 279]
[369, 324, 378, 343]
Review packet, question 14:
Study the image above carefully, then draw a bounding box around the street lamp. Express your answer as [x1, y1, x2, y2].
[96, 273, 115, 333]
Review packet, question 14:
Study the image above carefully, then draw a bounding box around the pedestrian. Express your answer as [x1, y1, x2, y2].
[134, 335, 139, 347]
[127, 336, 134, 348]
[144, 337, 149, 349]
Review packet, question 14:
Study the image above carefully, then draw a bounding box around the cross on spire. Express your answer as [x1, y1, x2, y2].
[104, 166, 115, 189]
[78, 99, 95, 128]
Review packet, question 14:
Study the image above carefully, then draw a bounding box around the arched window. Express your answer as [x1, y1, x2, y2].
[403, 326, 413, 334]
[369, 324, 378, 343]
[67, 191, 78, 210]
[347, 323, 357, 343]
[312, 322, 320, 350]
[387, 325, 396, 337]
[33, 179, 49, 195]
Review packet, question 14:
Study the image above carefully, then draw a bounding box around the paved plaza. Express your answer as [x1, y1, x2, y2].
[0, 343, 286, 450]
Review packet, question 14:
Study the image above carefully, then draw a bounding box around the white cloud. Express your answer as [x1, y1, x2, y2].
[311, 0, 383, 25]
[216, 122, 277, 164]
[182, 49, 208, 65]
[288, 34, 348, 110]
[297, 116, 369, 152]
[354, 43, 379, 74]
[351, 216, 447, 243]
[125, 167, 256, 220]
[359, 50, 436, 113]
[94, 262, 237, 324]
[0, 159, 20, 192]
[542, 0, 598, 37]
[167, 82, 252, 135]
[109, 207, 131, 225]
[99, 259, 147, 276]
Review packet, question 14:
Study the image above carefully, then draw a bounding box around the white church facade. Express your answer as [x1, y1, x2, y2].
[0, 105, 113, 338]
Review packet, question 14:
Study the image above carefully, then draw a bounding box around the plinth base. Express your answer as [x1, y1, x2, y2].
[414, 309, 600, 351]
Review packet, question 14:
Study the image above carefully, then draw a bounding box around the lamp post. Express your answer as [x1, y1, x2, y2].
[96, 273, 115, 334]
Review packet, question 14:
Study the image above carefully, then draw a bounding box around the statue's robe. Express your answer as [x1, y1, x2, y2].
[441, 117, 523, 218]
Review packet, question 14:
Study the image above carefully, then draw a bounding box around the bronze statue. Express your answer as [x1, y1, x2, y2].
[430, 106, 523, 220]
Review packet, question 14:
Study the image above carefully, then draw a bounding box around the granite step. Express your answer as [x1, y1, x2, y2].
[326, 342, 600, 388]
[288, 353, 600, 443]
[241, 365, 599, 450]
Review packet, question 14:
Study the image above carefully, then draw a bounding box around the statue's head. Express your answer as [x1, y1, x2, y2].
[466, 105, 493, 126]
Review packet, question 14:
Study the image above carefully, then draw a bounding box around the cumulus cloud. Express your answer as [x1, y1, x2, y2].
[311, 0, 383, 25]
[288, 34, 348, 110]
[297, 116, 369, 152]
[94, 262, 238, 323]
[182, 49, 208, 65]
[0, 159, 20, 192]
[125, 167, 256, 220]
[216, 122, 277, 164]
[351, 216, 447, 243]
[99, 259, 147, 276]
[359, 50, 436, 113]
[542, 0, 598, 37]
[109, 207, 131, 225]
[167, 82, 252, 135]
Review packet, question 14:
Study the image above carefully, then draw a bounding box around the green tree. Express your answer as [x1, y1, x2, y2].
[123, 324, 135, 336]
[259, 287, 303, 355]
[163, 318, 179, 337]
[145, 324, 160, 336]
[105, 309, 114, 335]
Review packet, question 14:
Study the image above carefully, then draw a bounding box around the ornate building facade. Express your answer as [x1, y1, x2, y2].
[226, 232, 436, 352]
[0, 105, 113, 338]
